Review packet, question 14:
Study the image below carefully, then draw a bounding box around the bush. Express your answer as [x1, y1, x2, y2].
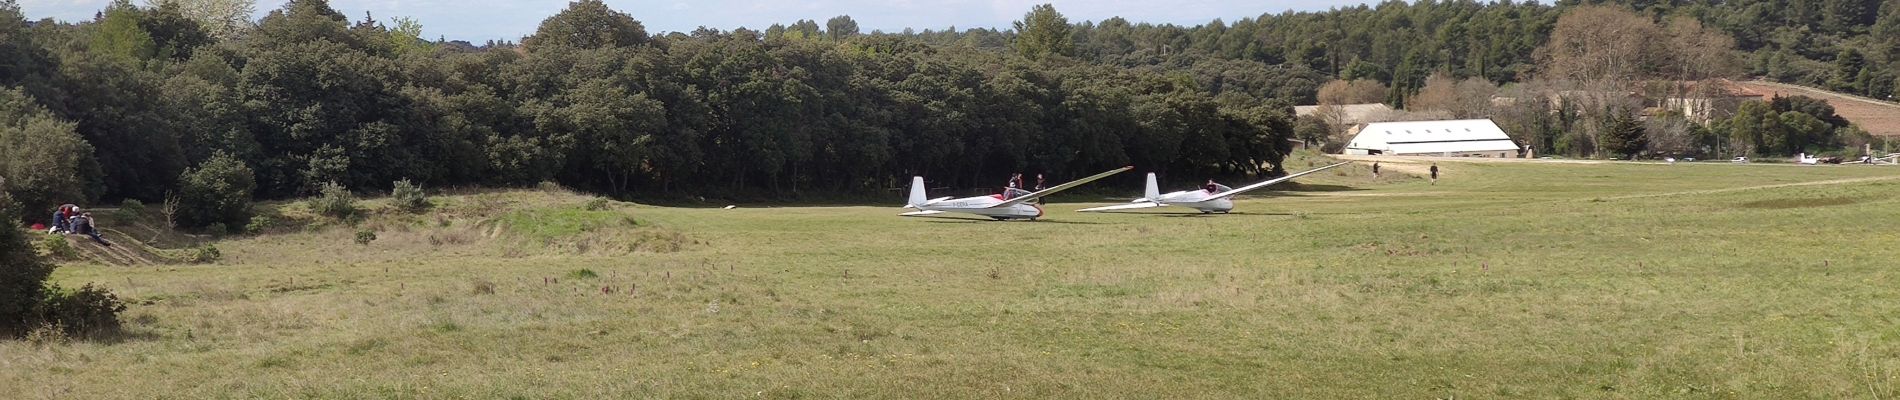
[354, 230, 377, 245]
[37, 284, 125, 339]
[310, 181, 358, 219]
[585, 198, 612, 211]
[189, 245, 221, 264]
[245, 215, 276, 234]
[391, 179, 429, 213]
[566, 269, 598, 279]
[114, 199, 145, 221]
[174, 153, 256, 229]
[36, 235, 76, 261]
[0, 187, 56, 337]
[207, 222, 229, 236]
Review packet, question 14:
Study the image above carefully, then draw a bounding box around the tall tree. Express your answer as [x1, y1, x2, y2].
[140, 0, 213, 60]
[1013, 4, 1073, 61]
[1535, 5, 1668, 82]
[172, 0, 255, 41]
[92, 0, 157, 62]
[825, 15, 859, 41]
[524, 0, 647, 52]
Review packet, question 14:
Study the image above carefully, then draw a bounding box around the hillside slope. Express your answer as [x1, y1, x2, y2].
[1737, 80, 1900, 137]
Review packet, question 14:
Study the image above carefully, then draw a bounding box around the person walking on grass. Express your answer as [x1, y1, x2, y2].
[1429, 163, 1440, 185]
[1372, 162, 1381, 179]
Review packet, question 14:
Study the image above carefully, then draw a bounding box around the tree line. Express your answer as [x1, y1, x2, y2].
[1, 0, 1305, 228]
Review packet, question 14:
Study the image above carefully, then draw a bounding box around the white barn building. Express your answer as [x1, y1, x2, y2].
[1342, 119, 1521, 158]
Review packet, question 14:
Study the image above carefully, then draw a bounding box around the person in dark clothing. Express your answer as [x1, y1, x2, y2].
[1372, 162, 1381, 178]
[52, 204, 75, 233]
[1033, 174, 1046, 191]
[1204, 180, 1220, 194]
[70, 213, 110, 246]
[1429, 164, 1440, 185]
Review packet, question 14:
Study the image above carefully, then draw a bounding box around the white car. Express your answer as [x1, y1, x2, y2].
[1731, 157, 1750, 164]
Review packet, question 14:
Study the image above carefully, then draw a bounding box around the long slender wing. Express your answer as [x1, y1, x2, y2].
[989, 166, 1134, 208]
[899, 210, 947, 217]
[1202, 162, 1352, 201]
[1076, 202, 1165, 213]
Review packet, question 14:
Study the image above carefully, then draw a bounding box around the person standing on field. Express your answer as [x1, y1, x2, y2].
[1372, 162, 1381, 179]
[1429, 163, 1440, 185]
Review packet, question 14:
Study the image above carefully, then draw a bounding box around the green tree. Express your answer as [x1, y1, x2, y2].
[1769, 95, 1849, 128]
[825, 15, 859, 41]
[173, 0, 255, 41]
[387, 16, 429, 56]
[0, 88, 100, 221]
[141, 0, 214, 60]
[1779, 111, 1833, 155]
[1013, 4, 1073, 60]
[1600, 112, 1648, 159]
[250, 0, 359, 50]
[173, 152, 255, 230]
[524, 0, 647, 52]
[1729, 100, 1773, 155]
[92, 0, 158, 62]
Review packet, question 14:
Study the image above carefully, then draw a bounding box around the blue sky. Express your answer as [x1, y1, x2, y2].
[17, 0, 1377, 42]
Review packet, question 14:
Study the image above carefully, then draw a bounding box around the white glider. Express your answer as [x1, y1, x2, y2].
[902, 167, 1133, 220]
[1079, 162, 1352, 214]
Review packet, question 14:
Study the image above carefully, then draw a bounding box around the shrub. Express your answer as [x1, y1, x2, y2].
[189, 245, 221, 264]
[391, 179, 429, 213]
[36, 235, 77, 261]
[245, 215, 277, 234]
[114, 199, 145, 221]
[0, 184, 57, 337]
[207, 223, 229, 236]
[310, 181, 358, 219]
[585, 198, 612, 211]
[174, 153, 256, 229]
[37, 284, 126, 339]
[354, 230, 377, 245]
[566, 269, 598, 279]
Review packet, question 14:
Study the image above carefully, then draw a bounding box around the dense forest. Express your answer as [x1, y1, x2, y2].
[1, 0, 1897, 229]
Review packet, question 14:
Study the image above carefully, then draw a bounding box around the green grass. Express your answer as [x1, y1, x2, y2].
[8, 160, 1900, 398]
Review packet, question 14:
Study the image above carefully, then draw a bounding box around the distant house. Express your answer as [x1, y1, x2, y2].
[1660, 79, 1766, 123]
[1343, 119, 1521, 158]
[1294, 103, 1394, 125]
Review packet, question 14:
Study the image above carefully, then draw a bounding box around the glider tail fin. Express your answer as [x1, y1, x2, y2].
[1141, 173, 1160, 201]
[907, 176, 927, 207]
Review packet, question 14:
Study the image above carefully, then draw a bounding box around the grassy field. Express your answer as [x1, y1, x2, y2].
[7, 157, 1900, 398]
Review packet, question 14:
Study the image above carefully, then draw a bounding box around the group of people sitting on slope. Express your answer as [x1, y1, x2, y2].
[40, 204, 111, 246]
[1001, 173, 1046, 201]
